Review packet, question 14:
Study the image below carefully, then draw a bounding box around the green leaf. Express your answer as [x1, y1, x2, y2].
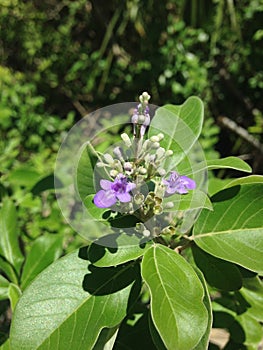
[142, 244, 208, 350]
[114, 309, 158, 350]
[8, 167, 40, 188]
[234, 313, 263, 346]
[75, 142, 97, 201]
[206, 157, 252, 173]
[192, 245, 242, 291]
[10, 251, 140, 350]
[149, 96, 204, 168]
[180, 157, 252, 181]
[84, 194, 110, 221]
[8, 283, 21, 311]
[0, 275, 9, 301]
[192, 268, 213, 350]
[0, 257, 18, 284]
[223, 175, 263, 188]
[0, 339, 10, 350]
[21, 234, 64, 289]
[93, 327, 119, 350]
[148, 313, 167, 350]
[208, 178, 234, 196]
[0, 198, 23, 274]
[31, 174, 63, 195]
[193, 184, 263, 274]
[240, 277, 263, 322]
[87, 233, 151, 267]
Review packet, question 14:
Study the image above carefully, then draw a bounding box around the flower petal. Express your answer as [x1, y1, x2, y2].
[116, 192, 131, 203]
[180, 176, 196, 190]
[94, 190, 116, 208]
[126, 182, 136, 192]
[100, 179, 112, 190]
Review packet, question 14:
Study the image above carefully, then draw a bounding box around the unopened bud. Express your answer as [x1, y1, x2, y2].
[164, 202, 174, 209]
[104, 153, 114, 164]
[121, 133, 132, 147]
[157, 133, 164, 140]
[113, 160, 123, 172]
[165, 150, 173, 156]
[150, 135, 159, 143]
[138, 114, 146, 124]
[113, 147, 124, 161]
[143, 229, 151, 237]
[110, 169, 118, 177]
[156, 147, 165, 158]
[152, 142, 160, 149]
[139, 91, 151, 104]
[142, 140, 152, 151]
[157, 168, 166, 176]
[139, 167, 147, 175]
[124, 162, 133, 172]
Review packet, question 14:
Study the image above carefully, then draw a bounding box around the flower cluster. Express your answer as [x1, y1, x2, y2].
[93, 92, 196, 236]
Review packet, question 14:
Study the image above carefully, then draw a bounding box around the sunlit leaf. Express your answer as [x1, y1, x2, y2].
[192, 268, 212, 350]
[87, 233, 151, 267]
[149, 96, 204, 168]
[206, 157, 252, 173]
[10, 251, 140, 350]
[75, 142, 97, 201]
[21, 233, 64, 289]
[8, 283, 21, 312]
[194, 184, 263, 274]
[142, 244, 208, 349]
[240, 277, 263, 322]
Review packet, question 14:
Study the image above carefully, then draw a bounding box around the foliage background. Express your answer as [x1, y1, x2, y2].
[0, 0, 262, 347]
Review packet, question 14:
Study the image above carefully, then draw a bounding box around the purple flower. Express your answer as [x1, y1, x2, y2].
[163, 171, 196, 195]
[94, 174, 136, 208]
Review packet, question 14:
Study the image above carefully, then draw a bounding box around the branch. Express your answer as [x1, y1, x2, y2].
[218, 116, 263, 154]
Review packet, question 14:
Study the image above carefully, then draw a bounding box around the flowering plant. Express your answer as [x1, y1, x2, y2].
[9, 93, 263, 350]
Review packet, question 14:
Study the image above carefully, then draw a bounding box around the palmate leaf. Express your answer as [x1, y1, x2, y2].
[149, 97, 204, 168]
[142, 244, 208, 350]
[10, 251, 140, 350]
[193, 183, 263, 274]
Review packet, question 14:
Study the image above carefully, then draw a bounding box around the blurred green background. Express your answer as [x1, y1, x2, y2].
[0, 0, 262, 345]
